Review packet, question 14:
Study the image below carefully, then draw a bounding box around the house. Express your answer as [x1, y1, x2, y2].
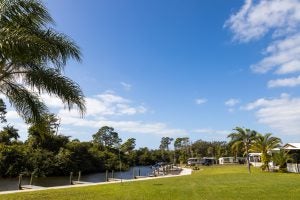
[249, 153, 262, 167]
[282, 143, 300, 173]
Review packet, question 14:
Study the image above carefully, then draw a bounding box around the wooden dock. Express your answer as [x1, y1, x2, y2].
[72, 181, 93, 185]
[21, 185, 45, 190]
[108, 178, 122, 182]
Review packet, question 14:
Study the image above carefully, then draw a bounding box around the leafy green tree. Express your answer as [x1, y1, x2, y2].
[121, 138, 136, 153]
[0, 0, 85, 125]
[174, 137, 190, 164]
[228, 127, 257, 173]
[0, 125, 19, 144]
[92, 126, 121, 148]
[159, 137, 173, 151]
[250, 133, 281, 171]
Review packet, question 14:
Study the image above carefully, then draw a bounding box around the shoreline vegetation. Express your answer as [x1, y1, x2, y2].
[1, 165, 300, 200]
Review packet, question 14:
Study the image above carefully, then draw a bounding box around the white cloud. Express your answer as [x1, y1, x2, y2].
[225, 0, 300, 42]
[225, 98, 240, 106]
[195, 98, 207, 105]
[268, 75, 300, 88]
[120, 82, 132, 91]
[58, 115, 186, 137]
[226, 0, 300, 87]
[244, 93, 300, 135]
[251, 34, 300, 74]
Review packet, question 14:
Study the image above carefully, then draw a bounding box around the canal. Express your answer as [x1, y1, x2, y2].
[0, 166, 153, 192]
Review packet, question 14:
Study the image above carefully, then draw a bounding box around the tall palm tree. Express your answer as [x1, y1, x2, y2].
[250, 133, 281, 171]
[0, 0, 85, 125]
[228, 127, 257, 173]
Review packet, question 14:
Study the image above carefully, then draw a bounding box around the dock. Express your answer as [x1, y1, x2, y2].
[21, 185, 45, 190]
[72, 181, 93, 185]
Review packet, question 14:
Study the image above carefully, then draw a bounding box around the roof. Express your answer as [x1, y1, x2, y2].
[282, 143, 300, 150]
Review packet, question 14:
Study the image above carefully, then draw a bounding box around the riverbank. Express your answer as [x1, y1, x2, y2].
[0, 168, 192, 195]
[2, 165, 300, 200]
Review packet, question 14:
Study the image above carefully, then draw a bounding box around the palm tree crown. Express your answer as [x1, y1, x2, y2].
[0, 0, 85, 123]
[250, 133, 282, 171]
[228, 127, 257, 173]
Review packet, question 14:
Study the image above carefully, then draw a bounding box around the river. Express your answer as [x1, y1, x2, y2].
[0, 166, 153, 192]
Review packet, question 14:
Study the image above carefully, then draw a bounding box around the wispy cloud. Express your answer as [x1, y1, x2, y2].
[195, 98, 207, 105]
[225, 98, 240, 107]
[1, 91, 186, 139]
[225, 0, 300, 87]
[268, 75, 300, 88]
[120, 82, 132, 91]
[225, 0, 300, 42]
[244, 93, 300, 135]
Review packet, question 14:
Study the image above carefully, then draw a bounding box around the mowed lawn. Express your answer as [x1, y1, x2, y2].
[1, 165, 300, 200]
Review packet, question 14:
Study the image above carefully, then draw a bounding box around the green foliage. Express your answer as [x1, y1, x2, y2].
[0, 0, 85, 125]
[228, 127, 257, 173]
[250, 133, 281, 171]
[92, 126, 121, 148]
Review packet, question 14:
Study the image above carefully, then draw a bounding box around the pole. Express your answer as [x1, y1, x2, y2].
[18, 174, 23, 190]
[29, 173, 33, 185]
[70, 172, 73, 185]
[105, 170, 108, 182]
[119, 147, 122, 183]
[133, 167, 135, 179]
[78, 171, 81, 182]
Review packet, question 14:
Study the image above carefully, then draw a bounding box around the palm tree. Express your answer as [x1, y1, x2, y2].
[0, 0, 85, 124]
[272, 149, 293, 172]
[250, 133, 282, 171]
[228, 127, 257, 173]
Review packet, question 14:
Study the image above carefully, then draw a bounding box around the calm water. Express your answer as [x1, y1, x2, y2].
[0, 166, 153, 192]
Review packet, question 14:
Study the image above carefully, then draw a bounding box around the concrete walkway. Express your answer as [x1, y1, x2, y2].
[0, 168, 192, 195]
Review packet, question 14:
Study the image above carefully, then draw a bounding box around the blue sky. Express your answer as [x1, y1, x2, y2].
[3, 0, 300, 148]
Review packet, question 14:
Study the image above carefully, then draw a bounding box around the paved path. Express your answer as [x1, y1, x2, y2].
[0, 168, 192, 195]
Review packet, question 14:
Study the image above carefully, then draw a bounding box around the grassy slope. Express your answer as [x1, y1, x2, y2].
[1, 165, 300, 200]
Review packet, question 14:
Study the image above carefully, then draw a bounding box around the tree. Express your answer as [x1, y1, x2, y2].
[0, 0, 85, 125]
[0, 99, 7, 123]
[159, 137, 173, 151]
[174, 137, 190, 164]
[228, 127, 257, 173]
[121, 138, 136, 153]
[92, 126, 121, 148]
[272, 149, 293, 172]
[0, 125, 19, 144]
[250, 133, 281, 171]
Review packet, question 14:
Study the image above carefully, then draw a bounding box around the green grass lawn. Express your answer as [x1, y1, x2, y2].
[1, 165, 300, 200]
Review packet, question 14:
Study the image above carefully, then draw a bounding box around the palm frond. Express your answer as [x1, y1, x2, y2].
[0, 81, 48, 123]
[24, 65, 86, 115]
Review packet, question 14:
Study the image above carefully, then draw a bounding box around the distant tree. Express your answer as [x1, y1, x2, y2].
[121, 138, 136, 153]
[0, 125, 19, 144]
[228, 127, 257, 173]
[250, 133, 282, 171]
[174, 137, 190, 164]
[92, 126, 121, 148]
[159, 137, 173, 151]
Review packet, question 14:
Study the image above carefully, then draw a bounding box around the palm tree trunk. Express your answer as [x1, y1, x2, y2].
[245, 146, 251, 174]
